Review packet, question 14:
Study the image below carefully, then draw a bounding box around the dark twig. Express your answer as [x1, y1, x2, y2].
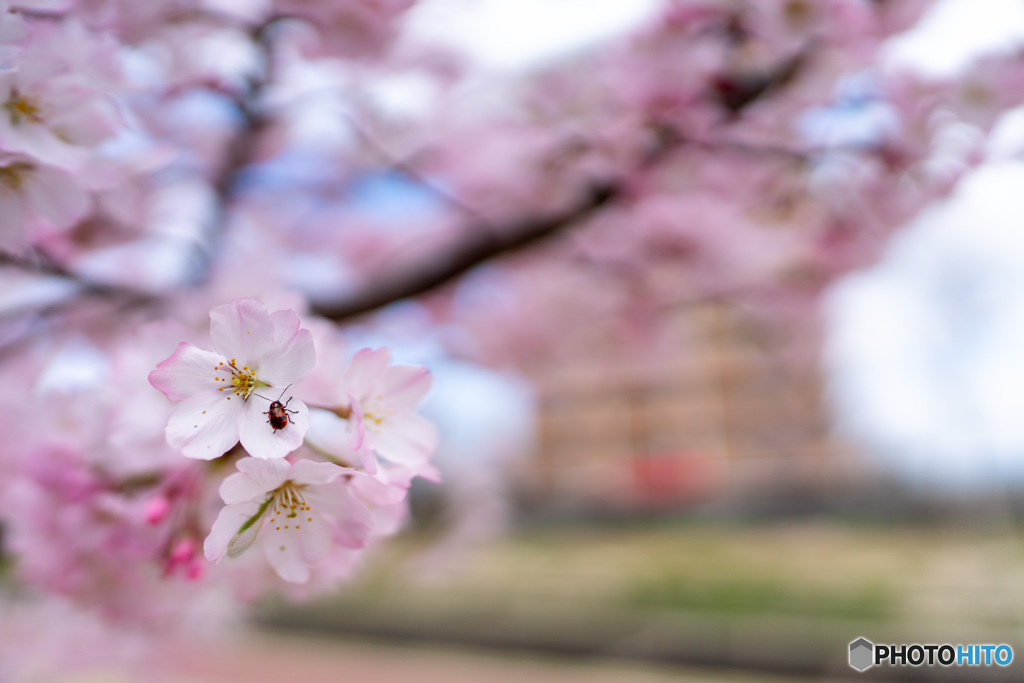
[311, 180, 620, 321]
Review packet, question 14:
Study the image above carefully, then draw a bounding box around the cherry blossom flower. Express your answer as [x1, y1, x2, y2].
[204, 456, 374, 584]
[336, 347, 438, 474]
[149, 298, 315, 460]
[0, 154, 89, 248]
[0, 19, 122, 170]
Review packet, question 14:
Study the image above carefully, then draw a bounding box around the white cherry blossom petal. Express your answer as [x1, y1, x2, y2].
[269, 308, 301, 351]
[261, 499, 334, 584]
[204, 498, 264, 563]
[11, 125, 89, 173]
[262, 529, 310, 583]
[209, 299, 276, 364]
[166, 390, 242, 460]
[149, 342, 225, 402]
[288, 459, 346, 486]
[298, 509, 334, 561]
[238, 394, 309, 460]
[258, 318, 315, 386]
[219, 459, 289, 505]
[25, 163, 89, 225]
[304, 407, 367, 469]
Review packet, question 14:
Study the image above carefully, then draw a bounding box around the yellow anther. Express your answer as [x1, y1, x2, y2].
[4, 93, 43, 125]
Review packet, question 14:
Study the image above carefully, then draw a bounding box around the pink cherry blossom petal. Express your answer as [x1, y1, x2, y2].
[343, 347, 391, 399]
[298, 511, 333, 563]
[370, 500, 409, 538]
[416, 461, 443, 484]
[349, 396, 368, 453]
[305, 485, 371, 549]
[237, 395, 309, 460]
[372, 412, 438, 466]
[380, 364, 432, 411]
[349, 470, 407, 507]
[149, 343, 224, 402]
[347, 398, 377, 474]
[357, 441, 377, 474]
[0, 187, 30, 249]
[10, 125, 89, 172]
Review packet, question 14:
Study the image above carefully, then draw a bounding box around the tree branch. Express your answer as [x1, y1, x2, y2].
[311, 180, 620, 321]
[308, 120, 814, 323]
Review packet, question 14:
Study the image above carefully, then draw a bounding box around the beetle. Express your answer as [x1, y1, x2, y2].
[252, 384, 298, 432]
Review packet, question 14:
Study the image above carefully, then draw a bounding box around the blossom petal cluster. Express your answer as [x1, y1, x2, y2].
[0, 7, 122, 249]
[205, 458, 372, 584]
[148, 297, 437, 583]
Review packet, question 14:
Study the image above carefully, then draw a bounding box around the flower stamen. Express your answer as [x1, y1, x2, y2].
[267, 481, 313, 531]
[4, 91, 44, 126]
[0, 161, 33, 191]
[214, 359, 259, 399]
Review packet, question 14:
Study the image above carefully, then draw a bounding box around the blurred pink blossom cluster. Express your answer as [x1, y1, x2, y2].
[0, 0, 1021, 676]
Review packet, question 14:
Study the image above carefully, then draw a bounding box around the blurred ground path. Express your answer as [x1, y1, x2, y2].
[162, 629, 846, 683]
[55, 521, 1024, 682]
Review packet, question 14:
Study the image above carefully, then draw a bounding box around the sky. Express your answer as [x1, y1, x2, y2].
[884, 0, 1024, 77]
[827, 0, 1024, 489]
[826, 162, 1024, 490]
[404, 0, 663, 74]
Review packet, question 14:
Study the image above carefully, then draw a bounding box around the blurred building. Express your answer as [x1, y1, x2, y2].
[519, 302, 857, 513]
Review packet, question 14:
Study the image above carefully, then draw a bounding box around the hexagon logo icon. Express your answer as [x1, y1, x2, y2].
[849, 637, 874, 671]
